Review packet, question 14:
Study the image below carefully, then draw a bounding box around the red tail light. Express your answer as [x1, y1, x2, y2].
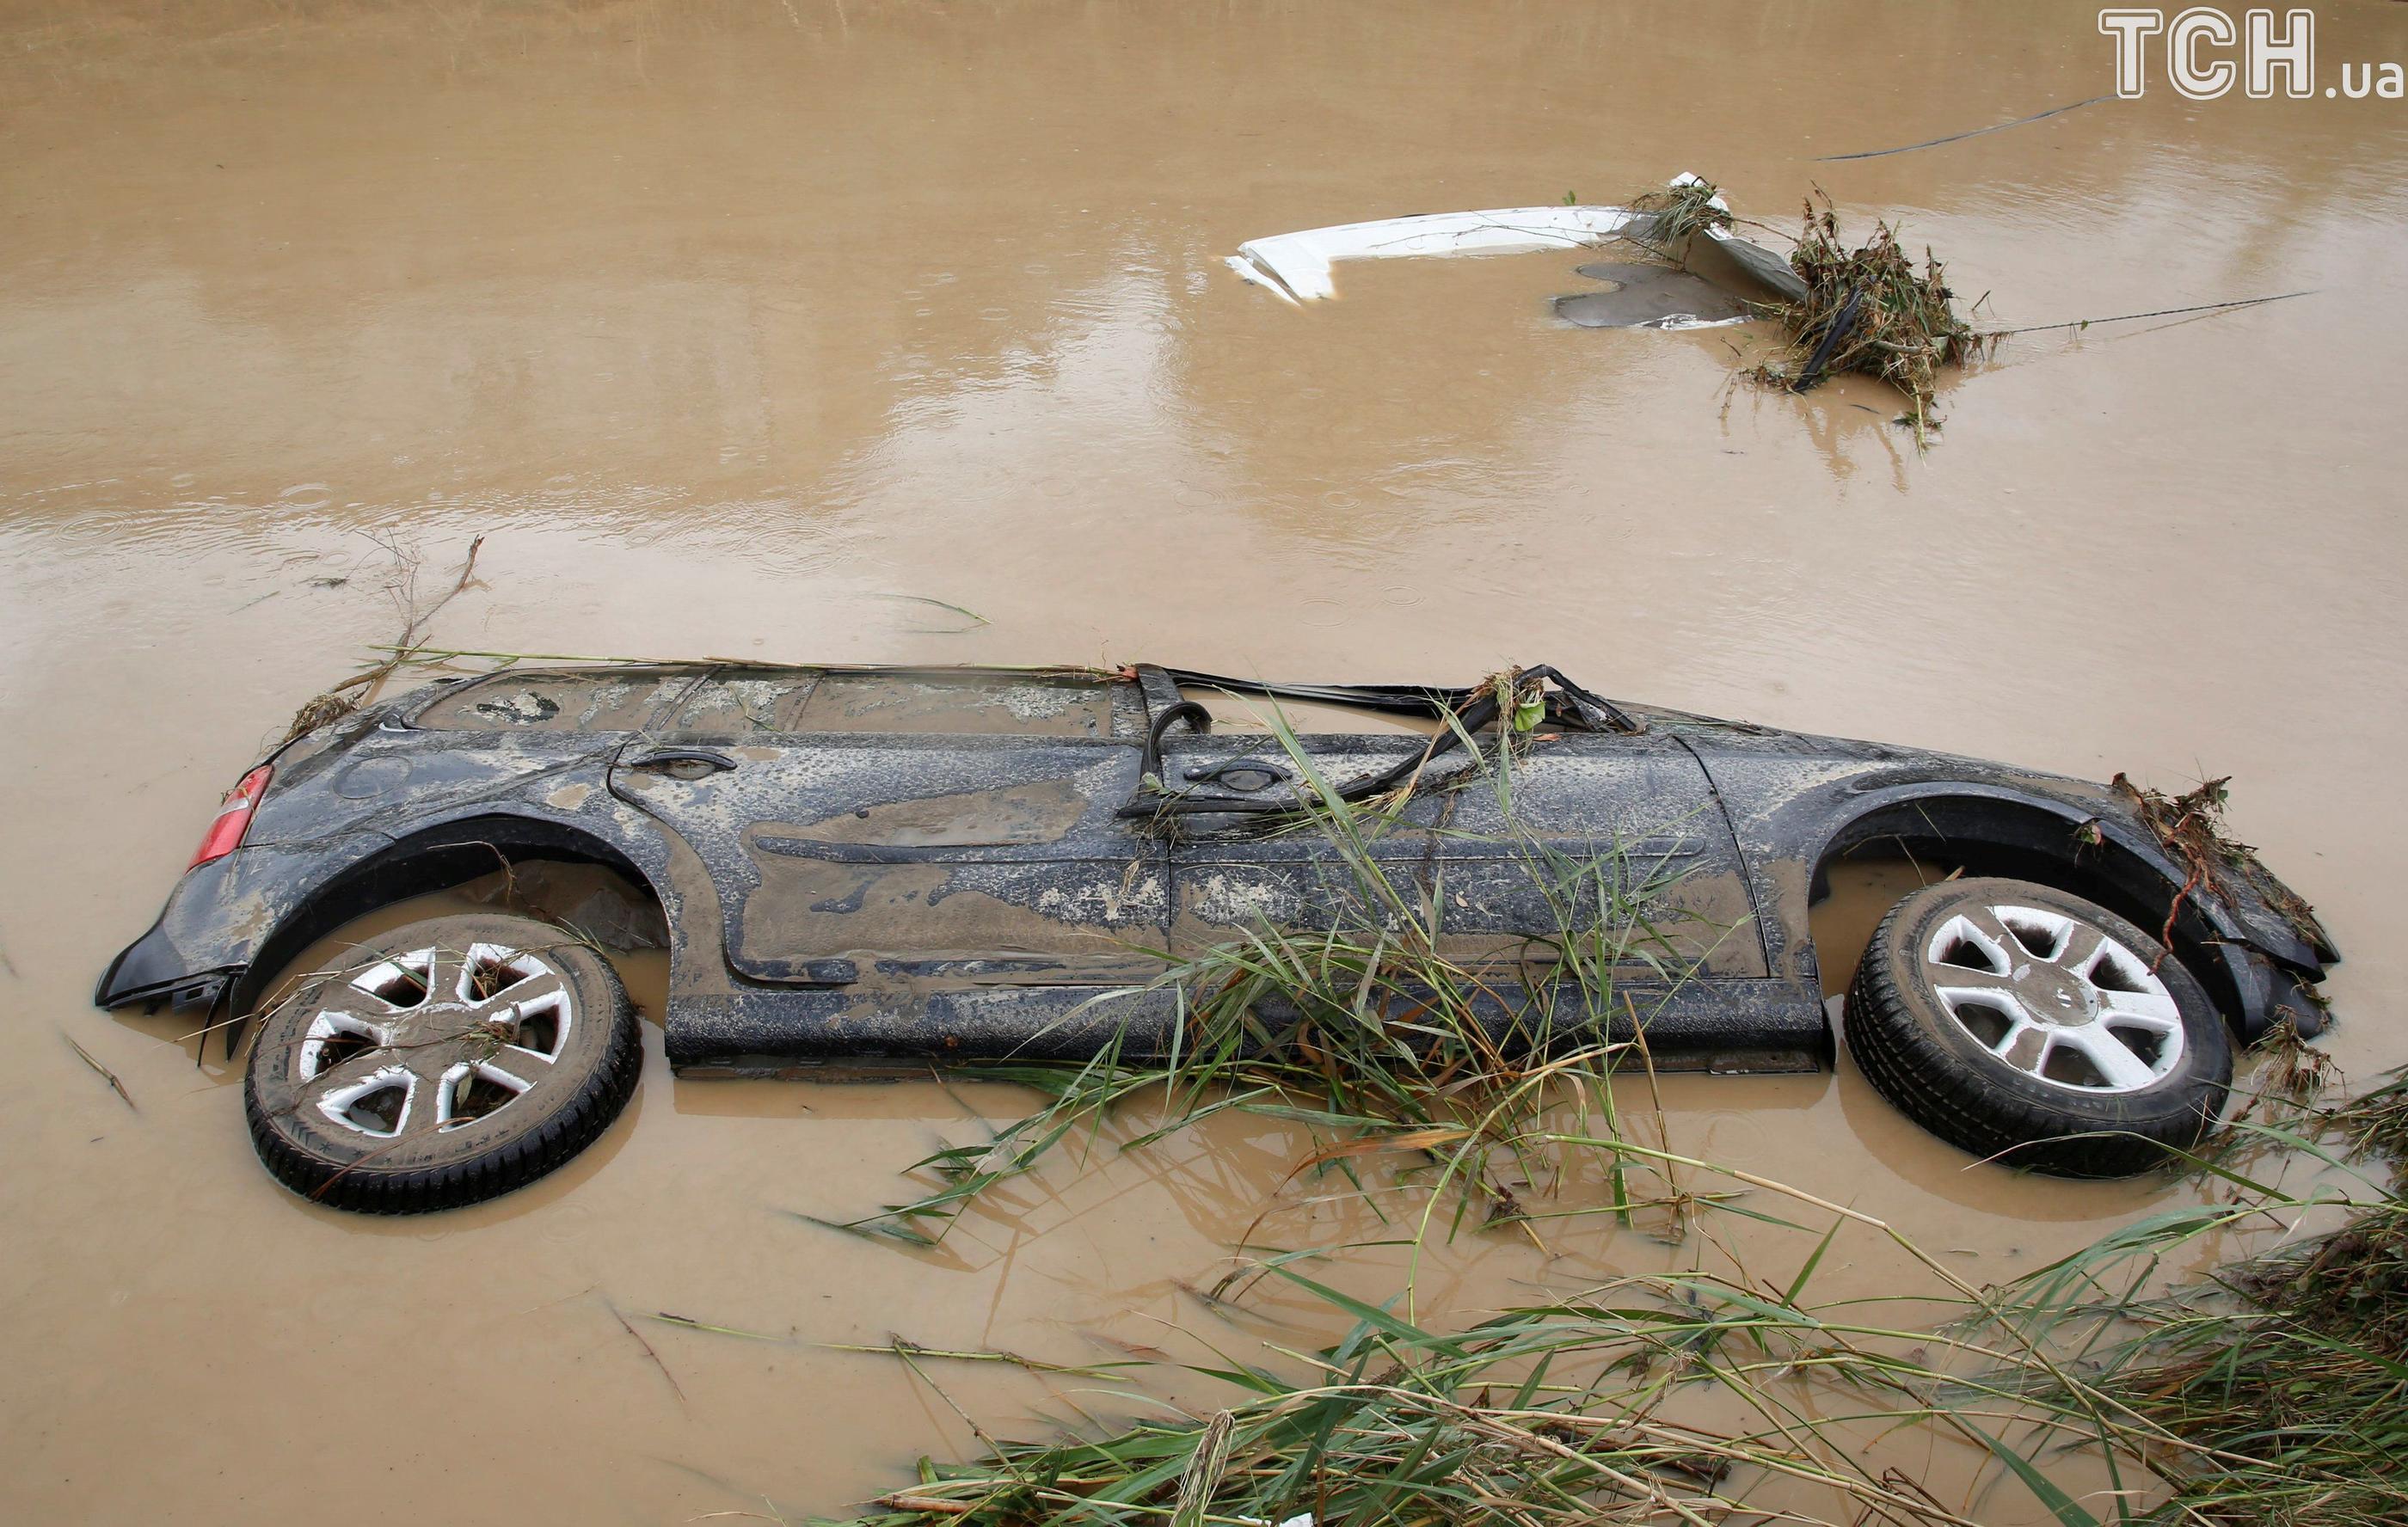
[189, 764, 273, 869]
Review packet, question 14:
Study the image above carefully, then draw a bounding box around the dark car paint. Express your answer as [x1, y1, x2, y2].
[96, 664, 2336, 1075]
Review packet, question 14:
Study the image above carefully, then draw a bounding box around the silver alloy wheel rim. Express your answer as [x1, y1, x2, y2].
[294, 941, 575, 1140]
[1919, 904, 2184, 1095]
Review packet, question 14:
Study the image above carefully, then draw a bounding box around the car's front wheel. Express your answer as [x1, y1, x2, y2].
[1845, 878, 2232, 1177]
[244, 913, 642, 1212]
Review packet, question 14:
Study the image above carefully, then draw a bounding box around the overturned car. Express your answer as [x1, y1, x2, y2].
[96, 663, 2337, 1211]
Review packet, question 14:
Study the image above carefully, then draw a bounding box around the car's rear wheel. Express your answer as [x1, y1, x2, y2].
[244, 913, 642, 1212]
[1844, 878, 2231, 1177]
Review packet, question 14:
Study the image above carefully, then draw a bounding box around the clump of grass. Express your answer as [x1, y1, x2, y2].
[2241, 1194, 2407, 1358]
[819, 1132, 2259, 1527]
[836, 1286, 1969, 1524]
[1987, 1071, 2408, 1527]
[1623, 175, 1732, 254]
[1748, 193, 1980, 445]
[821, 684, 1727, 1249]
[820, 1075, 2408, 1527]
[2328, 1070, 2408, 1163]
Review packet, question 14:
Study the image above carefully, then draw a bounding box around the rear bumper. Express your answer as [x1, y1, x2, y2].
[93, 852, 261, 1011]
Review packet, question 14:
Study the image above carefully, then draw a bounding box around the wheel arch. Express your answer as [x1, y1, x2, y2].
[1806, 783, 2263, 1038]
[229, 812, 673, 1017]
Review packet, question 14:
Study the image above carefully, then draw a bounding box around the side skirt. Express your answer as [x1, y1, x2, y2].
[664, 978, 1831, 1076]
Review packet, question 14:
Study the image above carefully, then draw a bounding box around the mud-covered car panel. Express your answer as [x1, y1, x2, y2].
[412, 669, 694, 733]
[608, 680, 1170, 993]
[1665, 714, 2333, 1039]
[1158, 729, 1766, 977]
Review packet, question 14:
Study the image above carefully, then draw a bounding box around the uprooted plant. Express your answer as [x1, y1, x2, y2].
[838, 1266, 2079, 1526]
[820, 683, 1735, 1253]
[1749, 193, 1982, 445]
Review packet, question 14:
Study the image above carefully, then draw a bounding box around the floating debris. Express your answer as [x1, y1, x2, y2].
[284, 534, 486, 741]
[1744, 193, 1981, 444]
[1620, 175, 1736, 253]
[867, 592, 990, 635]
[611, 1303, 688, 1407]
[64, 1032, 136, 1112]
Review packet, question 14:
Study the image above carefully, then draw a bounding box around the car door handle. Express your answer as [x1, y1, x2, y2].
[1182, 757, 1293, 792]
[624, 747, 739, 778]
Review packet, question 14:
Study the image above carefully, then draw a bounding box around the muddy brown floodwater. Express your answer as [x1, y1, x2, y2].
[5, 2, 2407, 1522]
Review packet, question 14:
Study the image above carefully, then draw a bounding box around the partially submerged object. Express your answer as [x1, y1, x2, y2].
[1227, 204, 1643, 304]
[98, 662, 2336, 1210]
[1226, 173, 1807, 316]
[1228, 177, 1991, 439]
[1553, 261, 1751, 330]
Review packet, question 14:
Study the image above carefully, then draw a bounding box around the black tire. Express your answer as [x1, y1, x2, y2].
[244, 913, 642, 1212]
[1844, 878, 2231, 1177]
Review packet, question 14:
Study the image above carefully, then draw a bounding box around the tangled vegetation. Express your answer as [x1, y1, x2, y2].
[1623, 176, 1733, 254]
[1751, 194, 1982, 445]
[824, 1077, 2405, 1527]
[2024, 1070, 2405, 1527]
[1619, 179, 1982, 446]
[2112, 772, 2334, 959]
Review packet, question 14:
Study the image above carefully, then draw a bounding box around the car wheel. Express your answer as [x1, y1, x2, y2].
[1844, 877, 2232, 1177]
[244, 913, 642, 1212]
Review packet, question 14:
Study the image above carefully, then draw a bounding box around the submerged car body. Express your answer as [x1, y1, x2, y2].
[1223, 172, 1811, 313]
[97, 663, 2337, 1076]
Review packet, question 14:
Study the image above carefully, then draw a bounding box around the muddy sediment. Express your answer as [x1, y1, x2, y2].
[5, 2, 2408, 1522]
